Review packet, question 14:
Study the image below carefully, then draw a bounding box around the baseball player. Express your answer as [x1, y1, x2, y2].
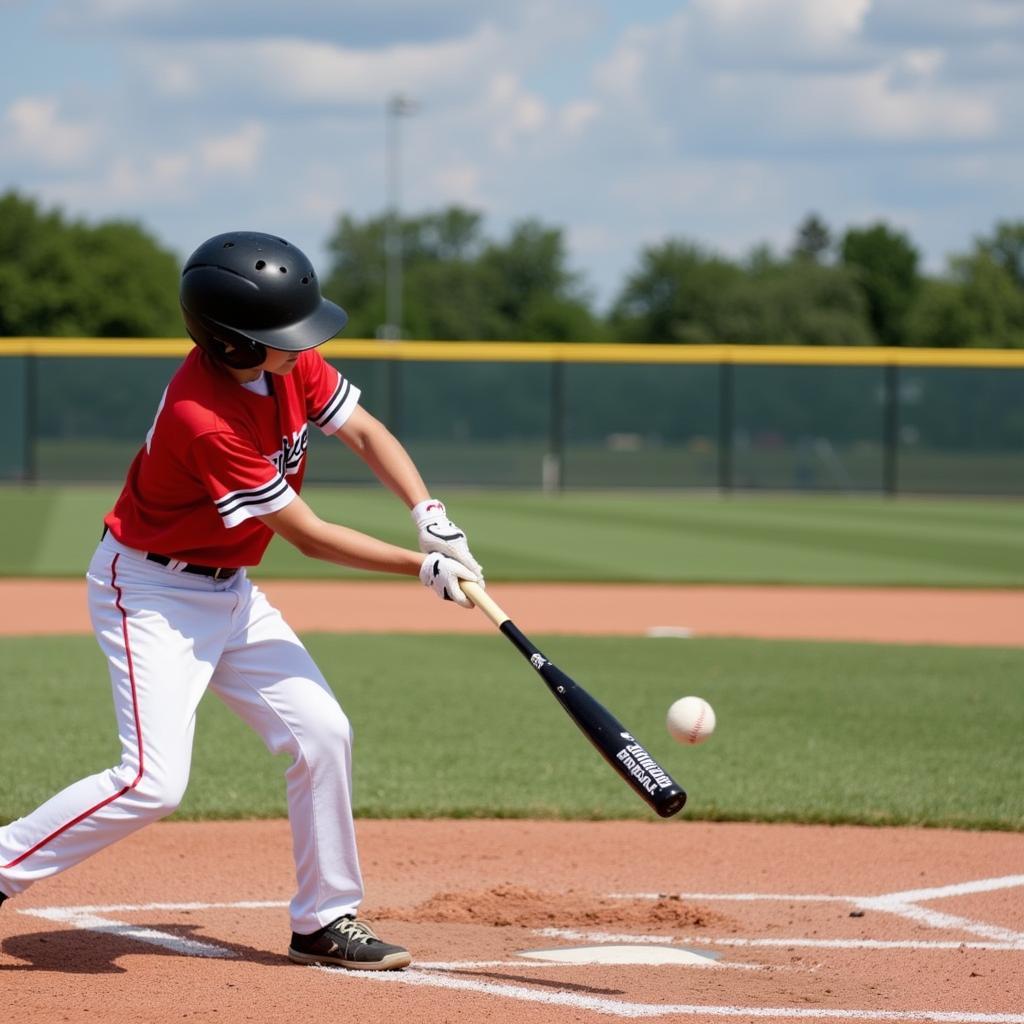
[0, 231, 484, 971]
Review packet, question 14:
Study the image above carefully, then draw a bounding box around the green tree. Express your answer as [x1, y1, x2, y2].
[322, 206, 599, 341]
[839, 223, 920, 345]
[904, 222, 1024, 348]
[953, 249, 1024, 346]
[904, 279, 978, 347]
[737, 256, 873, 346]
[609, 238, 871, 345]
[977, 220, 1024, 289]
[403, 258, 505, 340]
[322, 213, 392, 338]
[609, 240, 745, 343]
[791, 213, 832, 264]
[478, 219, 599, 341]
[0, 191, 181, 337]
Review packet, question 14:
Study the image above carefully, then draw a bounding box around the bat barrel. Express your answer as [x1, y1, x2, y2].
[500, 621, 687, 818]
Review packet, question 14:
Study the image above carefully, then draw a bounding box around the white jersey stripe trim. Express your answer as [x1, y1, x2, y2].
[313, 377, 361, 435]
[219, 478, 290, 517]
[216, 474, 294, 528]
[219, 480, 295, 528]
[312, 378, 348, 426]
[215, 474, 287, 514]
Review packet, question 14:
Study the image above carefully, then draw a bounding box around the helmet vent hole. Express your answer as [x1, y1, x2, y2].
[223, 241, 234, 248]
[279, 266, 287, 273]
[278, 238, 289, 245]
[301, 276, 309, 284]
[255, 260, 266, 270]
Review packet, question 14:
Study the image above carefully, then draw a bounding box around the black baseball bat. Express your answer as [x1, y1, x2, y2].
[462, 581, 687, 818]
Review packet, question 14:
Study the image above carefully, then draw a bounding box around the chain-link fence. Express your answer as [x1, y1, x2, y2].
[2, 340, 1022, 495]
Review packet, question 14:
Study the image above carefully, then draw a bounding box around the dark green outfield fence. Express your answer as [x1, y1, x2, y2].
[2, 339, 1023, 495]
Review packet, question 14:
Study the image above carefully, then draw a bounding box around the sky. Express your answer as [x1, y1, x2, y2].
[2, 0, 1024, 311]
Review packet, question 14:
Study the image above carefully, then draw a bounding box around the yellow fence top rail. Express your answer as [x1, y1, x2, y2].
[2, 337, 1024, 368]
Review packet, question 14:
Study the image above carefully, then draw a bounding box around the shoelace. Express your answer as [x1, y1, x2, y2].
[329, 917, 381, 944]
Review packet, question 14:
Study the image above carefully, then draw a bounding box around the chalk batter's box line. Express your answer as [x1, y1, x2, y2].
[16, 871, 1024, 954]
[11, 898, 1024, 1024]
[27, 873, 1024, 921]
[16, 904, 1024, 954]
[318, 966, 1024, 1023]
[610, 873, 1024, 947]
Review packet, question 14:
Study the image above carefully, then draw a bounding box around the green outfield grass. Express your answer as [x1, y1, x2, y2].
[1, 485, 1022, 585]
[1, 633, 1021, 830]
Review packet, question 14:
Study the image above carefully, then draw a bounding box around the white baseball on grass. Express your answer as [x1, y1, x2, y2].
[666, 696, 716, 745]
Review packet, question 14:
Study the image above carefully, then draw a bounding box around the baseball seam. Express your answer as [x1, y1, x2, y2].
[688, 704, 706, 744]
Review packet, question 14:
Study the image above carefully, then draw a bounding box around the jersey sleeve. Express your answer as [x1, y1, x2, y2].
[303, 350, 361, 434]
[188, 429, 296, 528]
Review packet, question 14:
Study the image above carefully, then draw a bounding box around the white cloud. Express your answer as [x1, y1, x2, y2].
[7, 0, 1024, 311]
[484, 73, 548, 153]
[4, 96, 97, 166]
[560, 100, 599, 137]
[434, 161, 483, 205]
[567, 221, 615, 259]
[107, 153, 191, 201]
[291, 161, 351, 219]
[828, 67, 995, 141]
[587, 3, 1003, 153]
[595, 26, 652, 95]
[87, 0, 172, 15]
[134, 28, 505, 110]
[897, 48, 945, 80]
[150, 60, 199, 99]
[691, 0, 871, 58]
[51, 0, 516, 47]
[866, 0, 1024, 44]
[199, 120, 266, 173]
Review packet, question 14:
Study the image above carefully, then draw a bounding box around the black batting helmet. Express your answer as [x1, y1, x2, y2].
[180, 231, 348, 370]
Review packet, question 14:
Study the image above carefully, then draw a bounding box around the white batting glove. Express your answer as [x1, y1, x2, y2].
[411, 498, 484, 577]
[419, 552, 482, 609]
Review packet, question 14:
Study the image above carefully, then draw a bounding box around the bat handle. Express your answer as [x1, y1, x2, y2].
[461, 580, 510, 628]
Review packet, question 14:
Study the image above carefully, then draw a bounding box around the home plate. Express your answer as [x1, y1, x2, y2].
[518, 945, 720, 966]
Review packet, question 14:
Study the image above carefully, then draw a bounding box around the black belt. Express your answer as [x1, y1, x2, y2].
[144, 553, 238, 580]
[102, 526, 238, 580]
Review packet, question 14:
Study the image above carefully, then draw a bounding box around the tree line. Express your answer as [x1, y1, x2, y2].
[2, 189, 1023, 347]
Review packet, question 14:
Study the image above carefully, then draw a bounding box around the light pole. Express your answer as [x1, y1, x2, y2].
[382, 93, 417, 340]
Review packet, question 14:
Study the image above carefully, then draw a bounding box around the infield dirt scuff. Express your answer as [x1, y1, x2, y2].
[382, 883, 725, 929]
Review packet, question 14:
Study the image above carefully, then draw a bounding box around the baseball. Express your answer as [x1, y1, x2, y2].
[666, 696, 716, 745]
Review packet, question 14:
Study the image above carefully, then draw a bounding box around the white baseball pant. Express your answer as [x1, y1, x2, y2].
[0, 533, 364, 933]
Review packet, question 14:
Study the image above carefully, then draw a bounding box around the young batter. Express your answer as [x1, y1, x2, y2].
[0, 231, 484, 971]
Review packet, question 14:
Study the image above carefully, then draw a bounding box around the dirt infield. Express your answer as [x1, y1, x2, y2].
[2, 580, 1023, 1023]
[3, 820, 1023, 1023]
[2, 579, 1022, 645]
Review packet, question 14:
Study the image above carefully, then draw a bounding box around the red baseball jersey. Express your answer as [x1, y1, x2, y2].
[104, 348, 360, 567]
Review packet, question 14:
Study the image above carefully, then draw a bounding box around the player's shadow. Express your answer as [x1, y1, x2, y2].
[0, 924, 281, 974]
[441, 967, 625, 997]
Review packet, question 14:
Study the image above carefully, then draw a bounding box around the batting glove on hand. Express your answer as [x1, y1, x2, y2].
[419, 552, 482, 609]
[411, 498, 483, 577]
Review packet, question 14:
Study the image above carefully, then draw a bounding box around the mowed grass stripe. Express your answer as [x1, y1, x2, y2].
[711, 497, 1024, 542]
[1, 634, 1021, 829]
[2, 486, 1022, 585]
[486, 496, 1020, 577]
[0, 488, 61, 575]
